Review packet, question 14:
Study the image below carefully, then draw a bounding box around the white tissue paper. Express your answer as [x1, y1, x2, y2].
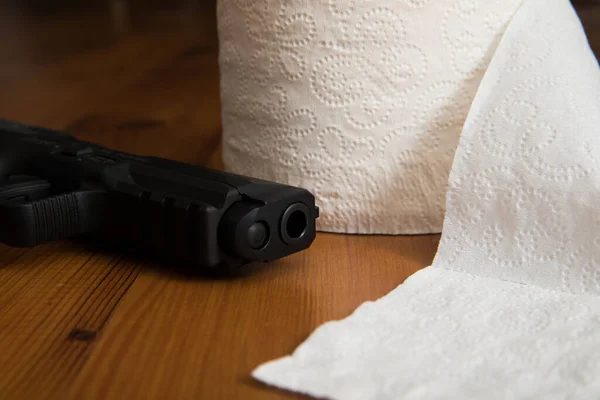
[218, 0, 526, 234]
[218, 0, 600, 398]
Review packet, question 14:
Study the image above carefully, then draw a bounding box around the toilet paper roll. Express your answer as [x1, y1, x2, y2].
[218, 0, 600, 398]
[217, 0, 524, 234]
[219, 0, 600, 400]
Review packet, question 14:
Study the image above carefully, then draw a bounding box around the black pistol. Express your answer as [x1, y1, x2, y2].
[0, 119, 318, 271]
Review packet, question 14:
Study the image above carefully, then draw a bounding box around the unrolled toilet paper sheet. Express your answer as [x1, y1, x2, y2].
[218, 0, 600, 398]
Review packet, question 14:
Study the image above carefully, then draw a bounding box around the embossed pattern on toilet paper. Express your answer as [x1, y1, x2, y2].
[432, 1, 600, 295]
[245, 0, 600, 398]
[254, 269, 600, 400]
[218, 0, 523, 234]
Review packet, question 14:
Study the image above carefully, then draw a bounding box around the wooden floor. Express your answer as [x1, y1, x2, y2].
[0, 1, 598, 399]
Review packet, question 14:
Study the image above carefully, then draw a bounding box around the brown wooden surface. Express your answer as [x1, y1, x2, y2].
[0, 1, 598, 399]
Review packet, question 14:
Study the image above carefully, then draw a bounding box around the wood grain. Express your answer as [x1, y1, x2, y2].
[0, 1, 598, 399]
[0, 243, 141, 399]
[67, 233, 440, 400]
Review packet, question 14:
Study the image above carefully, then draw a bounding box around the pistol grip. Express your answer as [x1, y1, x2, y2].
[0, 189, 106, 247]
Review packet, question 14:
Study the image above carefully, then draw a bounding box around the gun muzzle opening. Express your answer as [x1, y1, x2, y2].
[280, 203, 309, 244]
